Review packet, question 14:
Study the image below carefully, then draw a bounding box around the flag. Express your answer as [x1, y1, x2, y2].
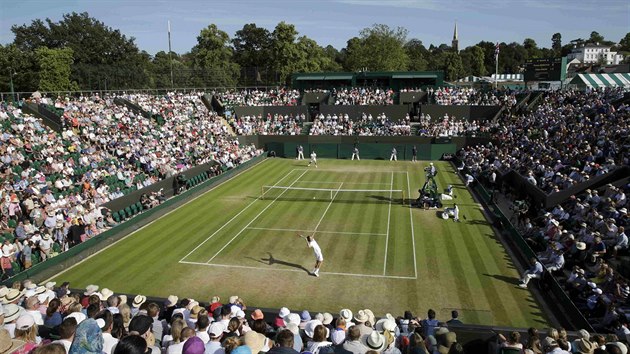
[494, 42, 500, 57]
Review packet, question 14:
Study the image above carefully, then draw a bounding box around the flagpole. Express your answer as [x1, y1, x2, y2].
[168, 20, 174, 89]
[494, 42, 499, 89]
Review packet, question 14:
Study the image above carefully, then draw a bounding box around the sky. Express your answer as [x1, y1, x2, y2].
[0, 0, 628, 56]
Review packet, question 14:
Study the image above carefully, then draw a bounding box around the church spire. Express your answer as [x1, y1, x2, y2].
[452, 22, 459, 52]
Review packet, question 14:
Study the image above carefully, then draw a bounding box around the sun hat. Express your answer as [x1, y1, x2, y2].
[285, 322, 299, 335]
[210, 296, 220, 304]
[278, 307, 290, 318]
[132, 295, 147, 308]
[5, 289, 22, 303]
[304, 320, 323, 338]
[183, 336, 205, 354]
[364, 309, 375, 325]
[208, 322, 224, 338]
[322, 313, 333, 325]
[576, 242, 587, 250]
[361, 331, 386, 352]
[315, 313, 324, 322]
[251, 309, 264, 321]
[44, 281, 56, 290]
[244, 330, 266, 354]
[435, 327, 450, 336]
[84, 285, 99, 296]
[543, 337, 558, 348]
[354, 310, 368, 323]
[0, 328, 25, 353]
[0, 288, 9, 303]
[66, 312, 87, 324]
[576, 338, 596, 353]
[166, 295, 178, 307]
[339, 309, 353, 322]
[375, 318, 397, 333]
[16, 314, 35, 331]
[229, 295, 239, 304]
[300, 310, 311, 322]
[100, 288, 113, 301]
[118, 295, 128, 305]
[3, 304, 22, 322]
[284, 313, 300, 326]
[577, 329, 590, 340]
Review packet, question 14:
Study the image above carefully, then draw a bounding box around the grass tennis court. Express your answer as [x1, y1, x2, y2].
[52, 158, 549, 328]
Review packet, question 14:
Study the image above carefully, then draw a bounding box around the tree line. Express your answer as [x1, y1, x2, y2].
[1, 12, 629, 93]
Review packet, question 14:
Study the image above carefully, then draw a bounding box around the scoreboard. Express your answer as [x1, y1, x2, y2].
[523, 57, 567, 81]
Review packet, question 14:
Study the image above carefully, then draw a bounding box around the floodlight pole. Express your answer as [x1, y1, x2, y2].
[495, 55, 498, 89]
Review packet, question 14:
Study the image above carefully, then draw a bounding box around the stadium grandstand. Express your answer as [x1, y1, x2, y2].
[0, 82, 628, 353]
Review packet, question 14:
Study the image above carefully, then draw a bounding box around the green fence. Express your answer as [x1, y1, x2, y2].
[268, 142, 455, 160]
[2, 155, 267, 285]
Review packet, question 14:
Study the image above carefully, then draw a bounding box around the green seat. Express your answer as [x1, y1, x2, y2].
[135, 202, 143, 211]
[11, 261, 21, 273]
[31, 254, 40, 265]
[125, 206, 133, 217]
[112, 211, 121, 223]
[130, 204, 138, 214]
[52, 242, 61, 253]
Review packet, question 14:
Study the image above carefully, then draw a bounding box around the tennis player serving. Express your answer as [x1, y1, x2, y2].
[298, 234, 323, 277]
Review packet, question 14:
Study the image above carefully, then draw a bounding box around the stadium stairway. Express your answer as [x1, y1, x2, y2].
[301, 122, 312, 135]
[221, 116, 236, 136]
[410, 122, 421, 135]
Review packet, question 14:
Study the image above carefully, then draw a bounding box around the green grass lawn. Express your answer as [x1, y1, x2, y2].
[52, 158, 549, 328]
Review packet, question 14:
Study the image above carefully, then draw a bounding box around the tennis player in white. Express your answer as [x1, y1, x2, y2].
[299, 234, 323, 276]
[307, 150, 318, 168]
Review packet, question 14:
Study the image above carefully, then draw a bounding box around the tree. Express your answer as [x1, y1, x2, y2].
[232, 23, 272, 85]
[36, 47, 78, 92]
[441, 52, 464, 81]
[270, 22, 305, 84]
[343, 24, 409, 71]
[618, 33, 630, 52]
[11, 12, 149, 90]
[460, 45, 486, 77]
[404, 39, 428, 71]
[589, 31, 605, 44]
[523, 38, 541, 59]
[552, 33, 562, 55]
[0, 44, 39, 93]
[190, 24, 240, 87]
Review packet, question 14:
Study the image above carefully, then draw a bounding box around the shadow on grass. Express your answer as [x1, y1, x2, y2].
[482, 273, 521, 285]
[247, 253, 311, 274]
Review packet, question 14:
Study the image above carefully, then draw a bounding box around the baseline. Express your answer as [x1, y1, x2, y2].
[180, 260, 416, 280]
[246, 227, 385, 236]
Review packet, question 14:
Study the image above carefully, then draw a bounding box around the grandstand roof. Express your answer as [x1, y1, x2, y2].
[569, 73, 630, 88]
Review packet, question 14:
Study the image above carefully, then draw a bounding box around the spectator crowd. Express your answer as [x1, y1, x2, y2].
[0, 92, 262, 277]
[309, 113, 410, 136]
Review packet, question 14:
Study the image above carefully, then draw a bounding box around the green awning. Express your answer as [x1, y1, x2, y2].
[323, 75, 353, 80]
[392, 74, 437, 79]
[295, 76, 326, 81]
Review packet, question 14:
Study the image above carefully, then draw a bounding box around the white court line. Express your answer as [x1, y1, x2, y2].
[48, 157, 269, 282]
[180, 167, 298, 262]
[311, 182, 343, 236]
[180, 260, 417, 280]
[406, 171, 418, 278]
[383, 171, 393, 275]
[205, 169, 309, 263]
[246, 227, 386, 236]
[296, 181, 393, 186]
